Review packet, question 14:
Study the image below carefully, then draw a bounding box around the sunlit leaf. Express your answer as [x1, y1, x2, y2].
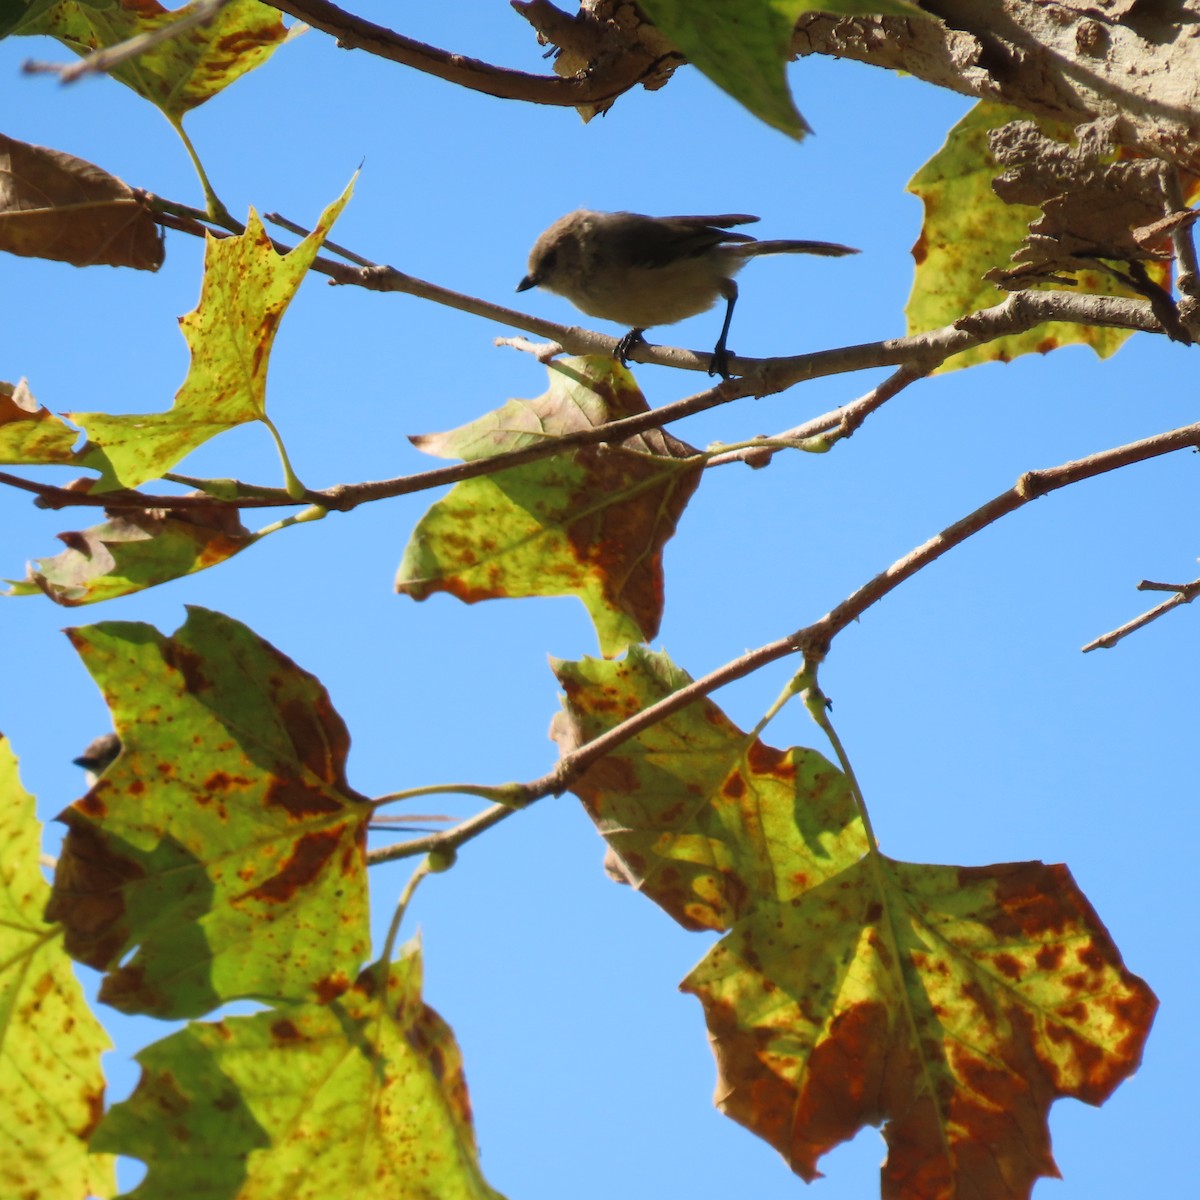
[553, 649, 1157, 1197]
[47, 607, 371, 1019]
[71, 179, 353, 491]
[635, 1, 919, 138]
[398, 357, 703, 658]
[0, 133, 163, 270]
[0, 377, 80, 463]
[0, 735, 115, 1200]
[95, 943, 507, 1200]
[685, 859, 1157, 1198]
[6, 499, 257, 604]
[551, 648, 863, 930]
[16, 0, 287, 120]
[906, 102, 1160, 371]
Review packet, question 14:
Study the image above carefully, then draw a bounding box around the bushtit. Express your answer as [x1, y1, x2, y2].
[517, 209, 858, 378]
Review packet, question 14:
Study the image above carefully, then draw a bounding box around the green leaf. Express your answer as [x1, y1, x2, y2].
[397, 357, 703, 658]
[553, 649, 1157, 1194]
[95, 943, 507, 1200]
[47, 607, 371, 1019]
[71, 179, 354, 491]
[15, 0, 287, 120]
[551, 647, 863, 930]
[636, 1, 920, 138]
[0, 378, 80, 464]
[0, 735, 116, 1200]
[906, 101, 1148, 371]
[6, 500, 257, 604]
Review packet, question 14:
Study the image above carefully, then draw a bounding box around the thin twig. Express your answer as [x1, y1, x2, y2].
[1081, 575, 1200, 651]
[22, 0, 235, 82]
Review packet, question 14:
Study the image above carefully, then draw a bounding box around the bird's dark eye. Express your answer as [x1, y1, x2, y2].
[539, 248, 558, 274]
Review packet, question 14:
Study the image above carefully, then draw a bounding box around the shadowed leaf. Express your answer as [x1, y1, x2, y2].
[398, 357, 703, 657]
[0, 134, 162, 270]
[635, 1, 919, 138]
[0, 736, 115, 1200]
[47, 607, 371, 1019]
[94, 943, 506, 1200]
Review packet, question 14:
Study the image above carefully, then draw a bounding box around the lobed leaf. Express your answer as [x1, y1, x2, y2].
[553, 649, 1157, 1198]
[7, 500, 257, 605]
[0, 735, 116, 1200]
[14, 0, 287, 121]
[551, 648, 863, 930]
[47, 607, 371, 1019]
[906, 102, 1159, 371]
[72, 179, 353, 491]
[94, 942, 506, 1200]
[398, 357, 703, 658]
[0, 133, 163, 270]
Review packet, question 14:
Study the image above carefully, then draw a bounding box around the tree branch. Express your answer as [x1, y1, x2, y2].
[1082, 575, 1200, 652]
[363, 419, 1200, 864]
[264, 0, 673, 107]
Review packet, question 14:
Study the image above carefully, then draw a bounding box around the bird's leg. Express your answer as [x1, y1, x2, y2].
[614, 327, 647, 365]
[709, 279, 738, 378]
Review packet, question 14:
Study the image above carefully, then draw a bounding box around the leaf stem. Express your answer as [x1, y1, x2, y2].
[168, 116, 233, 226]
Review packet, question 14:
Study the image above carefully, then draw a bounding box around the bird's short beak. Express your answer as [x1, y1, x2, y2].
[516, 274, 538, 293]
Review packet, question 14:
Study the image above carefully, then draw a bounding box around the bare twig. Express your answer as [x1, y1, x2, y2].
[22, 0, 235, 82]
[364, 420, 1200, 864]
[1082, 574, 1200, 651]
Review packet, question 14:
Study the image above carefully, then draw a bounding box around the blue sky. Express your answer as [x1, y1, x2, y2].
[2, 5, 1197, 1197]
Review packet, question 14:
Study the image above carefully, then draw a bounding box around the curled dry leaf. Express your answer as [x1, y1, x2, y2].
[0, 133, 163, 270]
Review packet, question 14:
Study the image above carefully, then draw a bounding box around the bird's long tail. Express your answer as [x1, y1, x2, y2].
[741, 239, 859, 257]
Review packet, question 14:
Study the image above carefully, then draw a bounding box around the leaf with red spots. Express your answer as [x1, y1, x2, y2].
[7, 499, 257, 604]
[550, 647, 864, 930]
[906, 102, 1161, 371]
[0, 735, 115, 1200]
[552, 649, 1157, 1198]
[70, 179, 353, 491]
[0, 377, 80, 463]
[94, 941, 507, 1200]
[14, 0, 287, 121]
[397, 357, 703, 657]
[47, 607, 371, 1019]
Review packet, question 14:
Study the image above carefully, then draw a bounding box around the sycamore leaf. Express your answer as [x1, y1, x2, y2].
[15, 0, 287, 121]
[551, 648, 864, 930]
[71, 180, 353, 491]
[0, 735, 115, 1200]
[685, 859, 1157, 1198]
[0, 133, 163, 270]
[46, 607, 371, 1019]
[6, 499, 257, 604]
[552, 649, 1157, 1198]
[398, 357, 703, 658]
[635, 1, 920, 138]
[0, 378, 80, 463]
[94, 943, 506, 1200]
[906, 102, 1162, 371]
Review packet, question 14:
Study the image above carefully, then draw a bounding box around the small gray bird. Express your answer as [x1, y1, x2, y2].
[517, 209, 858, 378]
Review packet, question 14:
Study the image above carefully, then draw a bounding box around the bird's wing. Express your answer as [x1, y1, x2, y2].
[608, 213, 760, 269]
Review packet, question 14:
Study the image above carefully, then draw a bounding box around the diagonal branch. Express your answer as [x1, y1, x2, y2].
[366, 418, 1200, 865]
[1081, 575, 1200, 651]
